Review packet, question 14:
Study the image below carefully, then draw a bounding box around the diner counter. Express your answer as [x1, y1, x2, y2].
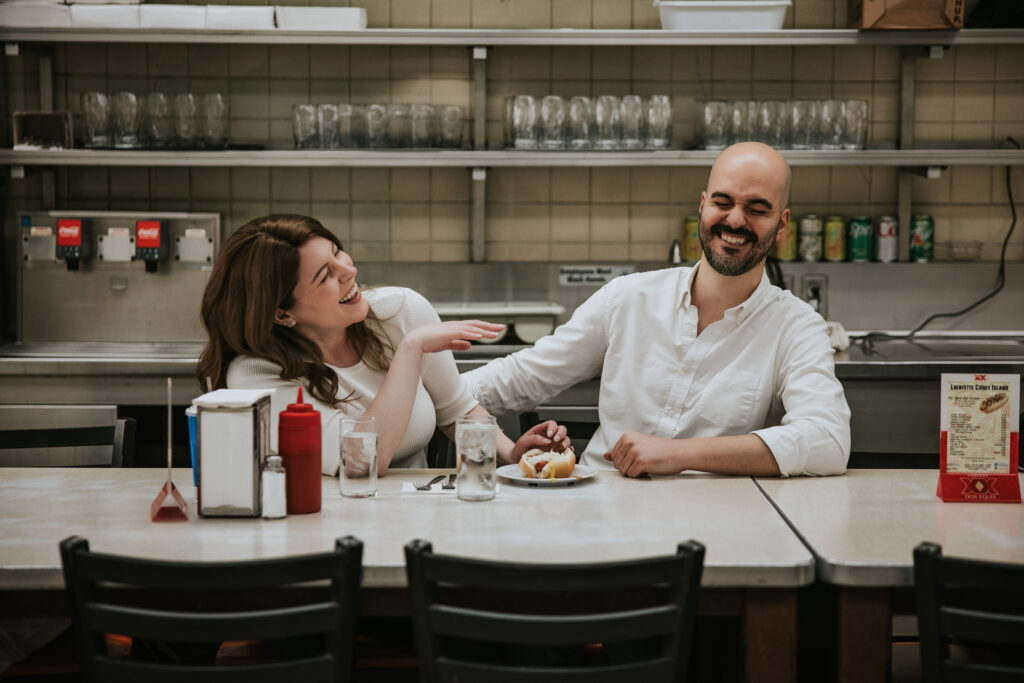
[0, 467, 813, 591]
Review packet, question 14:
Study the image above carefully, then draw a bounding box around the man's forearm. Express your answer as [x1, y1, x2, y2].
[675, 434, 781, 476]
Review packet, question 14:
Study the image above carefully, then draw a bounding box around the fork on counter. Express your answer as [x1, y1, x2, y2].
[414, 474, 446, 491]
[441, 473, 456, 490]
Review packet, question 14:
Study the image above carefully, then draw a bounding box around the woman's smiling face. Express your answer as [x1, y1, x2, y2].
[281, 236, 369, 334]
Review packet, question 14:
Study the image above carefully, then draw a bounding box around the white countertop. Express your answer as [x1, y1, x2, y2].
[0, 468, 812, 590]
[756, 469, 1024, 587]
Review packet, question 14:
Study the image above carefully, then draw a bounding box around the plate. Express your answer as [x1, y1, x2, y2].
[496, 464, 599, 487]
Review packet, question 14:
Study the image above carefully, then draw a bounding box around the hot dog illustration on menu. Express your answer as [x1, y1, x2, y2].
[940, 373, 1019, 473]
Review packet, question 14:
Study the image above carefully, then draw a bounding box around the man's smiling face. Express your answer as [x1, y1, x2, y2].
[697, 144, 791, 277]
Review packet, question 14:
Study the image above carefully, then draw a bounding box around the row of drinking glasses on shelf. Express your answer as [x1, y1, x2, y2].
[700, 99, 869, 151]
[504, 94, 673, 151]
[81, 92, 228, 150]
[292, 103, 466, 150]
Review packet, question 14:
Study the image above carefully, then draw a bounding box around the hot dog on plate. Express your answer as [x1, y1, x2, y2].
[519, 447, 576, 479]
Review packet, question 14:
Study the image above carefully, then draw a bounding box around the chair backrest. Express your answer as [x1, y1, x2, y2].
[914, 541, 1024, 682]
[60, 534, 363, 683]
[405, 538, 705, 683]
[0, 417, 136, 467]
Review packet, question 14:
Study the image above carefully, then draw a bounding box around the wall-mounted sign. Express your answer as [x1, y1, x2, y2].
[558, 265, 633, 287]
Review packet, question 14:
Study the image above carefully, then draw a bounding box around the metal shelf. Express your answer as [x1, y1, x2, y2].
[3, 28, 1024, 47]
[5, 148, 1024, 168]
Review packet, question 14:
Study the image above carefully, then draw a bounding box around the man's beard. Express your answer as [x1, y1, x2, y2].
[698, 215, 780, 276]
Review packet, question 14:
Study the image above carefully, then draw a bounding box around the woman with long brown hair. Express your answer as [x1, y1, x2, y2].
[198, 214, 567, 475]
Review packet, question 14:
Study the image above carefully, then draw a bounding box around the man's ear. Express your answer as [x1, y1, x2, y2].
[775, 209, 791, 243]
[698, 190, 706, 213]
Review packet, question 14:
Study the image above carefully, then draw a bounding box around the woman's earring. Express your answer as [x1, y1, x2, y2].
[288, 320, 296, 327]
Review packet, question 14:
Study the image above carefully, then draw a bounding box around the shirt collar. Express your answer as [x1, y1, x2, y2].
[681, 262, 772, 325]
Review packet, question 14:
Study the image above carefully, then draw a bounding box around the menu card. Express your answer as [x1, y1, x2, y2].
[938, 373, 1020, 503]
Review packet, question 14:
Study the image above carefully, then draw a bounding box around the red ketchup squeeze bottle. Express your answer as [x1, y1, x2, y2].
[277, 387, 321, 514]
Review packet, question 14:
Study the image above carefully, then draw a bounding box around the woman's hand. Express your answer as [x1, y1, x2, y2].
[509, 420, 571, 463]
[400, 320, 505, 355]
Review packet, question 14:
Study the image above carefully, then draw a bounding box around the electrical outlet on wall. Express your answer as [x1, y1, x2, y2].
[800, 274, 828, 319]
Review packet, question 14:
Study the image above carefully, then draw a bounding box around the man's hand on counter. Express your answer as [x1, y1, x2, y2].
[605, 432, 782, 478]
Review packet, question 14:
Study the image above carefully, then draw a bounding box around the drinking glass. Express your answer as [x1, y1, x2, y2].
[82, 92, 110, 148]
[438, 105, 464, 148]
[619, 95, 644, 150]
[340, 416, 377, 498]
[567, 96, 593, 150]
[788, 100, 817, 150]
[410, 103, 435, 148]
[699, 101, 730, 150]
[201, 93, 228, 149]
[337, 103, 362, 148]
[173, 93, 200, 149]
[455, 414, 497, 502]
[594, 95, 620, 150]
[503, 95, 515, 148]
[757, 100, 787, 149]
[291, 104, 317, 149]
[317, 103, 340, 149]
[111, 91, 141, 149]
[729, 100, 757, 144]
[512, 95, 538, 150]
[645, 94, 672, 149]
[841, 99, 869, 150]
[816, 98, 843, 150]
[143, 93, 172, 149]
[387, 103, 411, 149]
[364, 103, 388, 149]
[540, 95, 566, 149]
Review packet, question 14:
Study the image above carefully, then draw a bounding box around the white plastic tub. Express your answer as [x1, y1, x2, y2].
[655, 0, 791, 30]
[275, 6, 367, 30]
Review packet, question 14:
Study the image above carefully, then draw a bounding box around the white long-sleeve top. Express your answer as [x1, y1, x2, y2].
[227, 287, 478, 475]
[464, 265, 851, 476]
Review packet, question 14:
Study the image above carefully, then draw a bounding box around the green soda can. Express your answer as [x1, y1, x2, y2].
[910, 214, 934, 263]
[848, 216, 873, 263]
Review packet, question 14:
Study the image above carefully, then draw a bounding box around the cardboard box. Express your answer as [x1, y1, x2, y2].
[12, 111, 73, 150]
[850, 0, 963, 29]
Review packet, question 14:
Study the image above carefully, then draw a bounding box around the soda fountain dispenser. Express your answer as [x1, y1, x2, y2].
[55, 218, 89, 271]
[135, 220, 166, 273]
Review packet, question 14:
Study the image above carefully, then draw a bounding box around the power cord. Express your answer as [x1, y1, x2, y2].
[856, 136, 1019, 349]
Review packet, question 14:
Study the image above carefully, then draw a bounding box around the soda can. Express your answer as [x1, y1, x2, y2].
[824, 215, 846, 262]
[683, 216, 702, 261]
[773, 219, 797, 261]
[874, 215, 899, 263]
[798, 214, 823, 262]
[848, 216, 873, 262]
[910, 214, 934, 263]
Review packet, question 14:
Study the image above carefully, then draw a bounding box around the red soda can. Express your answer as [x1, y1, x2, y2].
[874, 215, 898, 263]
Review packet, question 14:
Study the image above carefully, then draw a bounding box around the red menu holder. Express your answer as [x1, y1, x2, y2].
[152, 377, 190, 521]
[937, 373, 1021, 504]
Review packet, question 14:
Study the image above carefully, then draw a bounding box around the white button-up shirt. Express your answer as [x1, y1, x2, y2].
[464, 265, 851, 476]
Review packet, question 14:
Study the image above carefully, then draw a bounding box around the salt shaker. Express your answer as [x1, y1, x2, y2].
[261, 455, 286, 519]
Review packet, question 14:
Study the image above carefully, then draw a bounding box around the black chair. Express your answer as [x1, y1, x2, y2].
[0, 417, 136, 467]
[913, 541, 1024, 682]
[405, 538, 705, 682]
[60, 534, 363, 682]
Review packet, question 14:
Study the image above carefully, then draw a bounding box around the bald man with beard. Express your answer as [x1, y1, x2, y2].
[465, 142, 851, 477]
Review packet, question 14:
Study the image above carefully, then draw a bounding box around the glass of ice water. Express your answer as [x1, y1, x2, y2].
[455, 414, 497, 502]
[340, 416, 377, 498]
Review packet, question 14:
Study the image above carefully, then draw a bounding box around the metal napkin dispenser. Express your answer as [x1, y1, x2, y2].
[193, 389, 272, 517]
